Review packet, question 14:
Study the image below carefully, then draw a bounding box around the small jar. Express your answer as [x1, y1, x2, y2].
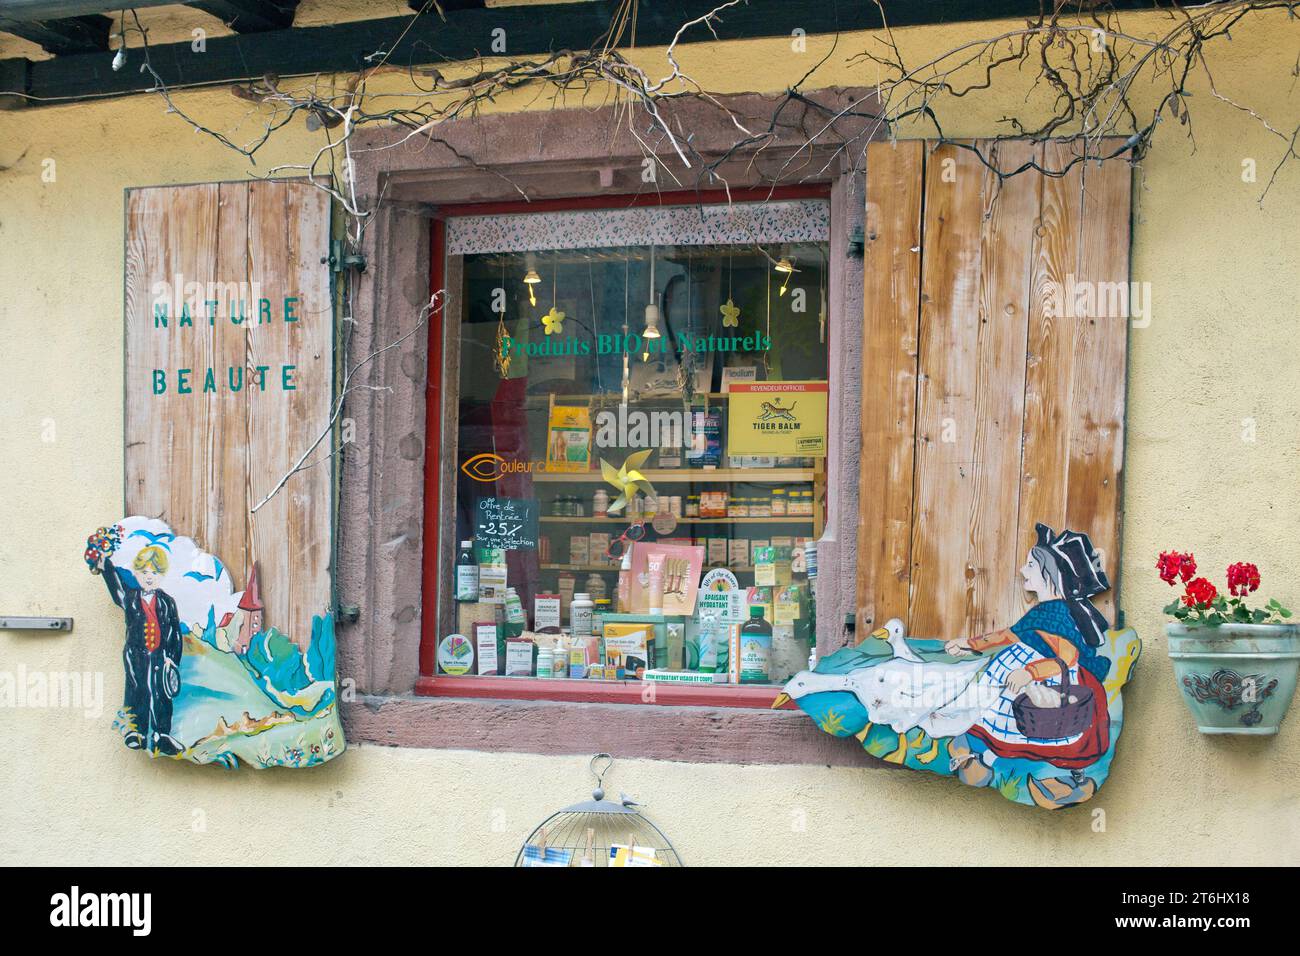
[729, 496, 749, 518]
[585, 572, 608, 603]
[771, 488, 787, 516]
[685, 495, 700, 518]
[593, 488, 609, 518]
[669, 495, 682, 517]
[752, 496, 771, 518]
[643, 494, 658, 517]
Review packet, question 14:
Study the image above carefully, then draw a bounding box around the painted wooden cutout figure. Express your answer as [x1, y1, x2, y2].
[86, 517, 345, 769]
[776, 523, 1141, 809]
[96, 543, 185, 755]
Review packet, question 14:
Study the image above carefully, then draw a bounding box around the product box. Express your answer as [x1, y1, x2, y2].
[474, 622, 500, 675]
[686, 407, 722, 468]
[534, 593, 561, 630]
[721, 365, 759, 393]
[707, 537, 729, 568]
[476, 546, 508, 603]
[569, 535, 590, 567]
[728, 539, 749, 568]
[600, 614, 688, 677]
[588, 533, 610, 568]
[558, 572, 576, 603]
[749, 539, 769, 567]
[658, 444, 682, 468]
[603, 622, 652, 679]
[625, 543, 705, 616]
[774, 583, 807, 625]
[545, 405, 592, 473]
[753, 545, 793, 587]
[505, 638, 534, 677]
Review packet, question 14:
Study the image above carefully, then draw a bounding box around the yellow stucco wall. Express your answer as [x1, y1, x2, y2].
[1, 3, 1298, 865]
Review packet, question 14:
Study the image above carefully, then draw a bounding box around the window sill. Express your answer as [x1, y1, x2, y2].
[342, 691, 881, 767]
[414, 674, 790, 709]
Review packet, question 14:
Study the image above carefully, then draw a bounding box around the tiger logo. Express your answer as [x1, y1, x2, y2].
[757, 399, 798, 422]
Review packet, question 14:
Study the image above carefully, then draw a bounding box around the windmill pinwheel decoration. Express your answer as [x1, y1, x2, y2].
[599, 449, 657, 514]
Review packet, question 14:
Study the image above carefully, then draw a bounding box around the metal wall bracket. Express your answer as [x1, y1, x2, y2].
[0, 616, 73, 632]
[324, 239, 366, 274]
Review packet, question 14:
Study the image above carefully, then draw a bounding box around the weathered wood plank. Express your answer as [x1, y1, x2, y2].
[1016, 140, 1082, 617]
[855, 140, 923, 636]
[908, 142, 988, 640]
[1017, 141, 1130, 622]
[124, 183, 221, 542]
[1063, 146, 1132, 621]
[245, 180, 334, 641]
[964, 139, 1038, 635]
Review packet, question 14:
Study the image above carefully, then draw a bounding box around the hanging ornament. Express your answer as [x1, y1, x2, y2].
[818, 252, 828, 344]
[542, 252, 565, 335]
[494, 257, 512, 377]
[542, 306, 566, 335]
[720, 299, 740, 328]
[720, 252, 740, 327]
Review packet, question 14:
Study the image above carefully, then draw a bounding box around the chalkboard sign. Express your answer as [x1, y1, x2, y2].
[474, 497, 539, 551]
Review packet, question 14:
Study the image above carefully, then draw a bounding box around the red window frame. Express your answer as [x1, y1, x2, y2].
[417, 185, 831, 708]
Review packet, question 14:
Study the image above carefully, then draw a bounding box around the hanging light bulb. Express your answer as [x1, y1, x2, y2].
[523, 253, 541, 307]
[642, 243, 661, 339]
[774, 252, 797, 297]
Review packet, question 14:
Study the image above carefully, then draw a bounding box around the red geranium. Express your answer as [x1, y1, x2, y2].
[1226, 562, 1261, 597]
[1182, 577, 1218, 608]
[1157, 550, 1197, 585]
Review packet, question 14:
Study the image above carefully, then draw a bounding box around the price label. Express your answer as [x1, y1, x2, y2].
[474, 497, 539, 551]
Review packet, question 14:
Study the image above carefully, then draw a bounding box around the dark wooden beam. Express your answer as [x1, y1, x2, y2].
[0, 14, 111, 55]
[406, 1, 487, 11]
[0, 0, 1169, 107]
[185, 1, 298, 33]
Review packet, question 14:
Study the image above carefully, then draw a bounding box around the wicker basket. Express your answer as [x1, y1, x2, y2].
[1012, 657, 1094, 739]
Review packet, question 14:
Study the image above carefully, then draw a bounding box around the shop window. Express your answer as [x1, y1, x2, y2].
[424, 195, 830, 705]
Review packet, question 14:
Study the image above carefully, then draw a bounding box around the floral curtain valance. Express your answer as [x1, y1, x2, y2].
[445, 199, 830, 255]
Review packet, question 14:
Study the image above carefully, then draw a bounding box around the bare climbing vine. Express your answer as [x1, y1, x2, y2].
[17, 0, 1295, 510]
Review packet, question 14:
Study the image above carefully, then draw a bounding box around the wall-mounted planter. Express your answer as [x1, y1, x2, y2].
[1166, 623, 1300, 734]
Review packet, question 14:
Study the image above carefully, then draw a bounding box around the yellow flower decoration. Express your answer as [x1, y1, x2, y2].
[719, 297, 740, 328]
[541, 306, 565, 335]
[599, 449, 656, 514]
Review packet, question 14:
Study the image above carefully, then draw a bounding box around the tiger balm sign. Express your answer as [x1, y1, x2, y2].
[726, 381, 828, 457]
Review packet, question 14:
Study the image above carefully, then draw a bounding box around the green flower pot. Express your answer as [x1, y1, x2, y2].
[1166, 623, 1300, 735]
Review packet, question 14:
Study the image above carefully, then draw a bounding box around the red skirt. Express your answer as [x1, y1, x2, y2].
[970, 667, 1110, 770]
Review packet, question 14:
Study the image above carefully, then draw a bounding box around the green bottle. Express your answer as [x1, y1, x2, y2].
[739, 605, 772, 684]
[455, 540, 479, 601]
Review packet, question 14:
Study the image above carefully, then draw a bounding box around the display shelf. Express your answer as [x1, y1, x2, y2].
[531, 468, 815, 483]
[416, 673, 796, 709]
[541, 563, 756, 573]
[526, 391, 737, 404]
[538, 515, 814, 524]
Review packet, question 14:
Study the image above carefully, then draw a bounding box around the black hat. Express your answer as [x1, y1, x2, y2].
[1034, 523, 1111, 646]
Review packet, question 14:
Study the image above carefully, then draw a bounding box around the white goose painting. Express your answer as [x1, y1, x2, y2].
[774, 525, 1143, 810]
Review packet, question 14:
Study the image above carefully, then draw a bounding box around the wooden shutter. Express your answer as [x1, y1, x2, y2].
[124, 181, 334, 630]
[856, 140, 1131, 639]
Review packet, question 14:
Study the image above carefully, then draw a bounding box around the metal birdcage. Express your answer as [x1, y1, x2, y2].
[513, 754, 684, 867]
